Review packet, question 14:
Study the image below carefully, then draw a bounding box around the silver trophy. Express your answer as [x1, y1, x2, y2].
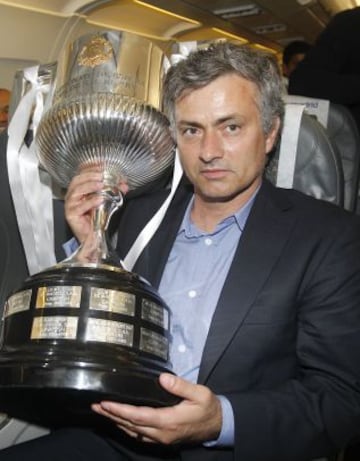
[0, 31, 177, 426]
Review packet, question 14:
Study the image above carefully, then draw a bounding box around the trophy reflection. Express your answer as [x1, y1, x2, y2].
[0, 31, 177, 425]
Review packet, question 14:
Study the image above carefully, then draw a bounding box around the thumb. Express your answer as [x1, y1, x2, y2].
[159, 372, 197, 401]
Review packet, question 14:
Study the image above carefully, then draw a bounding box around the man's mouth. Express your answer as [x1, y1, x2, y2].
[201, 168, 228, 179]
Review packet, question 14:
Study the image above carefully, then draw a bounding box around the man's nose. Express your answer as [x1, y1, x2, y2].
[199, 131, 223, 162]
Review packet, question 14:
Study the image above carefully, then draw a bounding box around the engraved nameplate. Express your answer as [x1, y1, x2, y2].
[140, 328, 168, 360]
[89, 288, 135, 316]
[4, 289, 32, 317]
[36, 286, 82, 309]
[31, 316, 78, 340]
[85, 318, 134, 346]
[141, 299, 169, 330]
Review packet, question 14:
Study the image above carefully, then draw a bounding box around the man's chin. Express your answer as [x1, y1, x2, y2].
[197, 190, 238, 203]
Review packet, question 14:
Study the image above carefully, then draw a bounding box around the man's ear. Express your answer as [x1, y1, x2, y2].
[265, 117, 281, 155]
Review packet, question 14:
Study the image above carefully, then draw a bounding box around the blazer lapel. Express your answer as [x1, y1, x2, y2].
[133, 180, 193, 288]
[198, 181, 297, 384]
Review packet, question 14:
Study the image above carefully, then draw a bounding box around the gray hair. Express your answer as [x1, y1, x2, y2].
[162, 41, 284, 136]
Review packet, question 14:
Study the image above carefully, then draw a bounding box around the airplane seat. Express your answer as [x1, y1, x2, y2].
[265, 103, 344, 208]
[326, 103, 360, 212]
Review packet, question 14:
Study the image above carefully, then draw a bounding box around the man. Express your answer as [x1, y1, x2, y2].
[282, 40, 311, 79]
[1, 42, 360, 461]
[281, 40, 311, 93]
[289, 7, 360, 133]
[0, 88, 11, 133]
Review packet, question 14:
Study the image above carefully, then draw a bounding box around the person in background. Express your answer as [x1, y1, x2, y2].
[281, 40, 311, 92]
[289, 7, 360, 134]
[1, 41, 360, 461]
[0, 88, 11, 133]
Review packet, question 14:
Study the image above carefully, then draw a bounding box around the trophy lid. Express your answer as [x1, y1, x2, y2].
[54, 30, 167, 110]
[35, 30, 175, 190]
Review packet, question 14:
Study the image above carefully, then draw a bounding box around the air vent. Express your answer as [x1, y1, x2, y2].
[213, 3, 262, 19]
[253, 24, 287, 34]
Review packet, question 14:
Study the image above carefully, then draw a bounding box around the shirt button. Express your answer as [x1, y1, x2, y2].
[188, 289, 197, 298]
[178, 344, 186, 353]
[205, 238, 212, 246]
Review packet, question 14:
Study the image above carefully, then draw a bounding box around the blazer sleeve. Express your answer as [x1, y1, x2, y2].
[228, 212, 360, 461]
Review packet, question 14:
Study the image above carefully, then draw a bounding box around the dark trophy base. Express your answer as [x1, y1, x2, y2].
[0, 265, 179, 427]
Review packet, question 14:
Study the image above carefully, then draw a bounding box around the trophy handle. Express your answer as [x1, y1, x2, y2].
[96, 186, 124, 231]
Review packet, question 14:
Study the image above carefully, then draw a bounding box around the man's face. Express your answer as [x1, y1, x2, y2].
[0, 90, 10, 133]
[174, 74, 279, 205]
[283, 53, 306, 78]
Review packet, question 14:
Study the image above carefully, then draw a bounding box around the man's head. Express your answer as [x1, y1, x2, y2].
[282, 40, 311, 78]
[162, 42, 284, 207]
[0, 88, 11, 133]
[162, 42, 284, 138]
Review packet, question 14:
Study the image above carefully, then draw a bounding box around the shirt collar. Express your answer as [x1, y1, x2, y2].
[179, 184, 260, 237]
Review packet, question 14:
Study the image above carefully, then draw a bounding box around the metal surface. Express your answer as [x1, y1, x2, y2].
[36, 30, 175, 189]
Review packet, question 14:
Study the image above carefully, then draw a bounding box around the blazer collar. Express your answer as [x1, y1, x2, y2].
[133, 178, 193, 287]
[197, 180, 297, 383]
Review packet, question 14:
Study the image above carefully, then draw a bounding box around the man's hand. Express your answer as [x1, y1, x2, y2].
[64, 168, 128, 243]
[91, 373, 222, 445]
[65, 169, 104, 243]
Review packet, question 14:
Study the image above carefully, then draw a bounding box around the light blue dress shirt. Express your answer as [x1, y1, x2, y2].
[158, 191, 257, 446]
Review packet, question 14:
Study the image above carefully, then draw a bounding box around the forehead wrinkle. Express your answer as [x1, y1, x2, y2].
[174, 74, 262, 130]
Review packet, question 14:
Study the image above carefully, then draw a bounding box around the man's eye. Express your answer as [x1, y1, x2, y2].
[227, 124, 239, 132]
[183, 127, 198, 136]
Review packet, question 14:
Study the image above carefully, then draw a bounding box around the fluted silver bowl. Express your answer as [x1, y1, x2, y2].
[35, 93, 175, 189]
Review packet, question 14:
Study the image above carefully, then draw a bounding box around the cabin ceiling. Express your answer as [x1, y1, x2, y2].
[0, 0, 358, 53]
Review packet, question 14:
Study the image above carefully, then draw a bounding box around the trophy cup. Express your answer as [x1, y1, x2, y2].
[0, 31, 177, 426]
